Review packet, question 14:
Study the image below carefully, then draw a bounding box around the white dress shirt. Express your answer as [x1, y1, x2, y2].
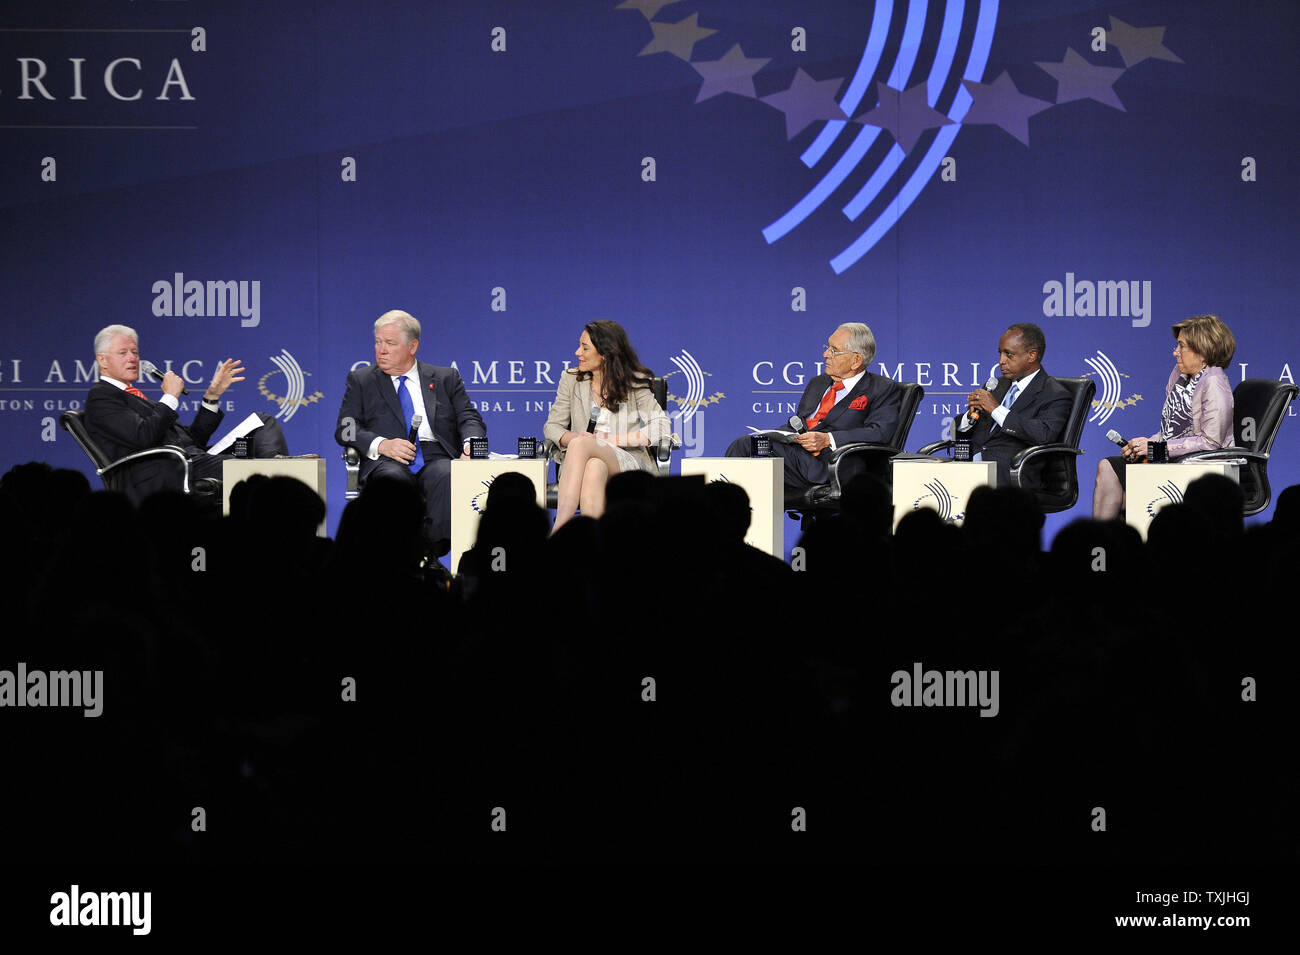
[959, 368, 1039, 432]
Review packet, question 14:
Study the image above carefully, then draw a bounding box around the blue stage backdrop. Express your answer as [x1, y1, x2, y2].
[2, 0, 1296, 550]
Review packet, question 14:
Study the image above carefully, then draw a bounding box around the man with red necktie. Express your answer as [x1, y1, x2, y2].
[84, 324, 289, 503]
[726, 323, 902, 500]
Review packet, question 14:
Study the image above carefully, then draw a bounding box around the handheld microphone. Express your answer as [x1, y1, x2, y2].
[586, 405, 600, 433]
[1106, 428, 1148, 463]
[140, 359, 188, 395]
[789, 413, 827, 456]
[969, 376, 998, 422]
[408, 413, 423, 446]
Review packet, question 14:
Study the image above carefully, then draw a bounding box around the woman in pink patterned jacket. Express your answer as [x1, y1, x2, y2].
[1093, 314, 1236, 520]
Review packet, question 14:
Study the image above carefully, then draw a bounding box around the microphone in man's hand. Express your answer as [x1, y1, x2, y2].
[969, 376, 998, 422]
[408, 414, 423, 446]
[140, 359, 188, 394]
[789, 414, 826, 456]
[586, 405, 600, 433]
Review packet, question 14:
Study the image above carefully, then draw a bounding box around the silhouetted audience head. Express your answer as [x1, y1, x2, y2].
[485, 471, 537, 509]
[605, 469, 656, 507]
[1182, 473, 1243, 540]
[332, 476, 424, 573]
[1273, 483, 1300, 540]
[894, 506, 960, 559]
[246, 475, 327, 540]
[1048, 517, 1146, 596]
[1146, 503, 1212, 559]
[704, 480, 751, 545]
[963, 486, 1044, 561]
[840, 473, 893, 539]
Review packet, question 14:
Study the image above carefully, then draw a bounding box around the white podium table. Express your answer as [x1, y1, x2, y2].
[679, 457, 784, 555]
[450, 459, 549, 565]
[891, 459, 997, 531]
[1124, 462, 1240, 540]
[222, 457, 328, 536]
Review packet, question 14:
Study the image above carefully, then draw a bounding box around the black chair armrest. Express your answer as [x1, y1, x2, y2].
[100, 446, 193, 492]
[1010, 443, 1084, 470]
[1177, 448, 1266, 465]
[824, 441, 902, 495]
[826, 441, 898, 462]
[916, 439, 954, 455]
[342, 446, 361, 499]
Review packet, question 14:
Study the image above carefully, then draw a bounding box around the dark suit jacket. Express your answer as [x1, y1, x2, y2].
[775, 372, 902, 487]
[334, 361, 485, 478]
[962, 370, 1072, 486]
[795, 371, 902, 447]
[84, 379, 224, 500]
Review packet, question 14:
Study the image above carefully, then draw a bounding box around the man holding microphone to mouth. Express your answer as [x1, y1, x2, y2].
[955, 322, 1072, 488]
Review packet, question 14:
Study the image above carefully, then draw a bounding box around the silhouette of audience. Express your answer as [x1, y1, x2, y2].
[0, 461, 1292, 866]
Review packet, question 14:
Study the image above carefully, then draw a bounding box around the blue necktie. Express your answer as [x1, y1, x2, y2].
[989, 382, 1019, 435]
[397, 375, 425, 473]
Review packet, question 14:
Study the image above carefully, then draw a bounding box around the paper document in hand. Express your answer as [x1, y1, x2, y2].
[206, 413, 267, 455]
[745, 427, 800, 444]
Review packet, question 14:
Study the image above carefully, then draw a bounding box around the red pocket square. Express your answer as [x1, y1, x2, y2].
[848, 395, 870, 410]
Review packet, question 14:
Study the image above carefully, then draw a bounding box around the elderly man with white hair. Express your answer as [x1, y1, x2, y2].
[84, 324, 289, 502]
[726, 322, 901, 500]
[334, 309, 486, 557]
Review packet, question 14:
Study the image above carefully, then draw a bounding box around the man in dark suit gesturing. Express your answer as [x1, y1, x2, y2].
[726, 322, 902, 498]
[335, 309, 486, 555]
[84, 324, 289, 503]
[957, 322, 1071, 486]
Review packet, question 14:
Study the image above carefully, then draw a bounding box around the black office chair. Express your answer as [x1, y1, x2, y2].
[1179, 378, 1298, 516]
[542, 376, 679, 509]
[343, 446, 362, 501]
[915, 376, 1096, 514]
[786, 381, 926, 516]
[60, 409, 218, 502]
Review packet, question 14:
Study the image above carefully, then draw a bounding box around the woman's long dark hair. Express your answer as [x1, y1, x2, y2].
[574, 319, 653, 406]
